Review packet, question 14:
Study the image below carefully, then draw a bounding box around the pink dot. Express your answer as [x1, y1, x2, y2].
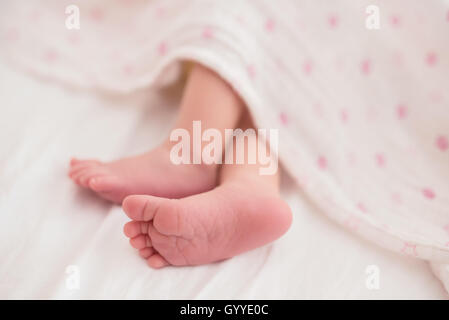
[391, 192, 402, 205]
[265, 18, 275, 32]
[90, 8, 105, 21]
[396, 104, 408, 119]
[5, 27, 19, 42]
[436, 135, 448, 151]
[426, 52, 437, 66]
[247, 65, 256, 79]
[361, 59, 371, 75]
[375, 153, 386, 167]
[389, 15, 401, 27]
[67, 33, 80, 45]
[357, 202, 368, 214]
[340, 109, 348, 123]
[327, 14, 339, 28]
[314, 103, 324, 118]
[202, 27, 214, 39]
[302, 60, 313, 75]
[122, 64, 134, 75]
[444, 224, 449, 234]
[422, 188, 436, 200]
[274, 57, 285, 70]
[157, 42, 167, 55]
[279, 112, 289, 125]
[43, 49, 59, 62]
[156, 6, 166, 18]
[317, 156, 327, 170]
[401, 242, 418, 256]
[429, 90, 444, 103]
[446, 10, 449, 22]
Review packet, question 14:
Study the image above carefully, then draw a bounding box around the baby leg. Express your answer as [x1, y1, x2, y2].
[69, 63, 244, 203]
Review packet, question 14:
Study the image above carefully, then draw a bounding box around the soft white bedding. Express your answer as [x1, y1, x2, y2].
[0, 59, 446, 299]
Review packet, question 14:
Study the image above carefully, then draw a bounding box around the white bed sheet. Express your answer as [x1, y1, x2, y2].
[0, 59, 447, 299]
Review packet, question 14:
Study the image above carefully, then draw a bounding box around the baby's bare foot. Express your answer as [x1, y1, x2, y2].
[68, 144, 217, 204]
[122, 180, 292, 268]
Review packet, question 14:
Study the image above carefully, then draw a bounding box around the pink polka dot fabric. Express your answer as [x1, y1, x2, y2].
[1, 0, 448, 289]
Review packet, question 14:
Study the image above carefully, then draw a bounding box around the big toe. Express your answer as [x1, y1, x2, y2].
[147, 254, 170, 269]
[123, 195, 181, 236]
[122, 195, 164, 222]
[68, 159, 102, 180]
[89, 175, 122, 192]
[70, 166, 107, 187]
[69, 158, 101, 171]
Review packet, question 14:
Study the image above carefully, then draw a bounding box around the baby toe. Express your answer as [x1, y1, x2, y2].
[69, 168, 91, 185]
[139, 247, 155, 259]
[69, 161, 101, 176]
[129, 234, 151, 250]
[70, 158, 82, 166]
[70, 158, 100, 166]
[147, 254, 169, 269]
[123, 221, 150, 238]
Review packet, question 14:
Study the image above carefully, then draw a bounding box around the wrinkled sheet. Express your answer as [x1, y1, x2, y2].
[0, 60, 446, 299]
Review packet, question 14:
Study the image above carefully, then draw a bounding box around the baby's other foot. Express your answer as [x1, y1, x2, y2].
[122, 180, 292, 268]
[68, 144, 217, 204]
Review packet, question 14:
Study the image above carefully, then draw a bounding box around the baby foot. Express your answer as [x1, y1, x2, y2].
[68, 144, 217, 204]
[122, 180, 292, 268]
